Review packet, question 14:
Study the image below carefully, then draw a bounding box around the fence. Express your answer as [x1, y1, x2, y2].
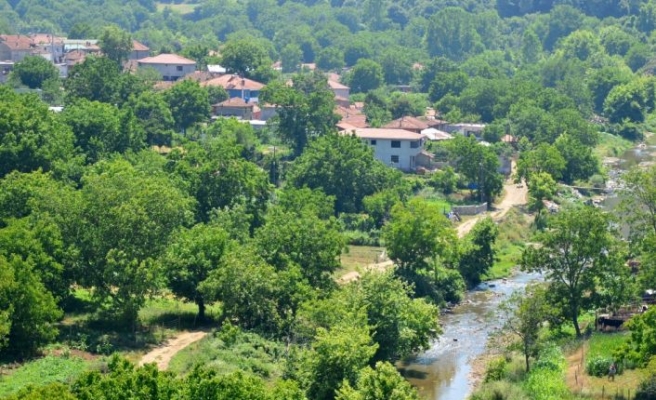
[452, 203, 488, 216]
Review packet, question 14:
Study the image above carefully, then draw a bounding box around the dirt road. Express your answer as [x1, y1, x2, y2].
[457, 177, 528, 238]
[338, 167, 528, 283]
[139, 331, 207, 370]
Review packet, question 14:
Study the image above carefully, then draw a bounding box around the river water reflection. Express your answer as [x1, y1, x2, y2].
[398, 272, 542, 400]
[399, 143, 655, 400]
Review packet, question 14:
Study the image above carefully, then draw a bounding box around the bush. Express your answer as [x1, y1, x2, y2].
[485, 357, 508, 383]
[586, 356, 616, 377]
[635, 375, 656, 400]
[470, 381, 529, 400]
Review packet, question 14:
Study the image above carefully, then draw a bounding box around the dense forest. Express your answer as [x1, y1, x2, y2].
[3, 0, 656, 399]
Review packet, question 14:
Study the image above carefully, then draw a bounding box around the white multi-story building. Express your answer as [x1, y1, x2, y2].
[342, 128, 425, 171]
[137, 54, 196, 81]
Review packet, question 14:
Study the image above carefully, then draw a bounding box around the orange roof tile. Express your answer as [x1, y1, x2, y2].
[202, 74, 265, 91]
[344, 128, 424, 140]
[214, 97, 253, 107]
[328, 79, 349, 90]
[132, 40, 149, 52]
[382, 116, 430, 131]
[0, 35, 33, 50]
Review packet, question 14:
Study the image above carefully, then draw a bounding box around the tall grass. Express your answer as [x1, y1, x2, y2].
[0, 355, 90, 397]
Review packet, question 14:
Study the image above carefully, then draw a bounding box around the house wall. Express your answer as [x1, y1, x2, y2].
[140, 63, 195, 81]
[0, 43, 10, 61]
[212, 106, 253, 120]
[227, 88, 261, 103]
[130, 50, 150, 60]
[260, 106, 278, 121]
[363, 138, 424, 171]
[332, 88, 349, 99]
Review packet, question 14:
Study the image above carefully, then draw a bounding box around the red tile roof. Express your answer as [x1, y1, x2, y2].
[138, 53, 196, 65]
[30, 34, 65, 45]
[132, 40, 149, 52]
[382, 116, 430, 131]
[0, 35, 33, 50]
[328, 79, 349, 90]
[202, 74, 265, 91]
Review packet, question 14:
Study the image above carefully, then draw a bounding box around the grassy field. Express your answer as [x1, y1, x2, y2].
[168, 326, 285, 379]
[155, 2, 198, 14]
[0, 354, 92, 397]
[485, 208, 533, 280]
[594, 132, 634, 158]
[338, 245, 386, 278]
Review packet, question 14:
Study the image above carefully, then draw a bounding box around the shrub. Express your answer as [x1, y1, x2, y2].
[586, 356, 615, 377]
[484, 357, 508, 383]
[635, 375, 656, 400]
[470, 381, 529, 400]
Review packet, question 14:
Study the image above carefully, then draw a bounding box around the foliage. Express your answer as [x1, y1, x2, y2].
[98, 25, 133, 67]
[344, 59, 384, 94]
[458, 218, 498, 288]
[164, 79, 210, 132]
[287, 134, 401, 214]
[0, 87, 76, 179]
[336, 361, 420, 400]
[11, 56, 59, 89]
[0, 355, 89, 398]
[522, 206, 625, 337]
[162, 224, 230, 320]
[260, 72, 339, 157]
[636, 374, 656, 400]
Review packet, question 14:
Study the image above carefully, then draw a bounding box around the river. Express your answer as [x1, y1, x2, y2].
[399, 143, 655, 400]
[398, 272, 541, 400]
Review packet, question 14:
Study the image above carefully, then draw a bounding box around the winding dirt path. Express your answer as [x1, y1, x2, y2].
[457, 169, 527, 238]
[139, 331, 208, 370]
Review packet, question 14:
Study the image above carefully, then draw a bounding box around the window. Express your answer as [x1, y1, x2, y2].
[410, 141, 420, 148]
[391, 140, 401, 148]
[370, 140, 377, 145]
[391, 155, 399, 163]
[176, 65, 183, 71]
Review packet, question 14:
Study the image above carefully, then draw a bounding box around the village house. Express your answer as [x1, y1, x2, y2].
[328, 79, 350, 99]
[211, 97, 256, 120]
[202, 74, 265, 103]
[0, 35, 34, 62]
[382, 116, 431, 134]
[29, 34, 65, 63]
[340, 128, 425, 171]
[137, 53, 196, 81]
[130, 40, 150, 60]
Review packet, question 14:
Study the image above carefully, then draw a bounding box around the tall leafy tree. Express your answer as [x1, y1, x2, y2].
[458, 217, 498, 288]
[164, 80, 210, 133]
[11, 55, 59, 89]
[260, 72, 339, 157]
[163, 224, 230, 321]
[521, 206, 623, 337]
[99, 25, 133, 67]
[64, 56, 122, 104]
[337, 361, 421, 400]
[0, 87, 76, 178]
[287, 134, 401, 214]
[344, 59, 384, 93]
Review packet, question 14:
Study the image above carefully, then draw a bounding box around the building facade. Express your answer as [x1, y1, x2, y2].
[137, 54, 196, 81]
[343, 128, 425, 171]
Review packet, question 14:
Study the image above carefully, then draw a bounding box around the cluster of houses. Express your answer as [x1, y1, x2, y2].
[1, 34, 510, 173]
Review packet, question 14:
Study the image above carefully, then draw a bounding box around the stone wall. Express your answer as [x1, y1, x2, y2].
[452, 203, 488, 216]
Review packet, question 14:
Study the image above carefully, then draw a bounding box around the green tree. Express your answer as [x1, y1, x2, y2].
[604, 77, 655, 123]
[587, 65, 633, 114]
[521, 29, 542, 64]
[306, 319, 378, 400]
[449, 135, 504, 207]
[126, 90, 175, 146]
[521, 206, 622, 337]
[98, 25, 133, 67]
[554, 134, 599, 184]
[256, 206, 345, 290]
[336, 361, 420, 400]
[260, 72, 339, 157]
[383, 198, 459, 300]
[0, 87, 76, 178]
[62, 99, 145, 163]
[345, 59, 384, 94]
[164, 79, 210, 133]
[500, 284, 553, 372]
[458, 217, 498, 288]
[316, 47, 345, 71]
[527, 171, 557, 228]
[11, 55, 59, 89]
[163, 224, 230, 321]
[516, 143, 566, 182]
[287, 134, 401, 213]
[281, 43, 302, 73]
[78, 159, 194, 324]
[0, 255, 62, 356]
[426, 7, 483, 61]
[64, 56, 122, 104]
[68, 22, 96, 39]
[220, 38, 273, 80]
